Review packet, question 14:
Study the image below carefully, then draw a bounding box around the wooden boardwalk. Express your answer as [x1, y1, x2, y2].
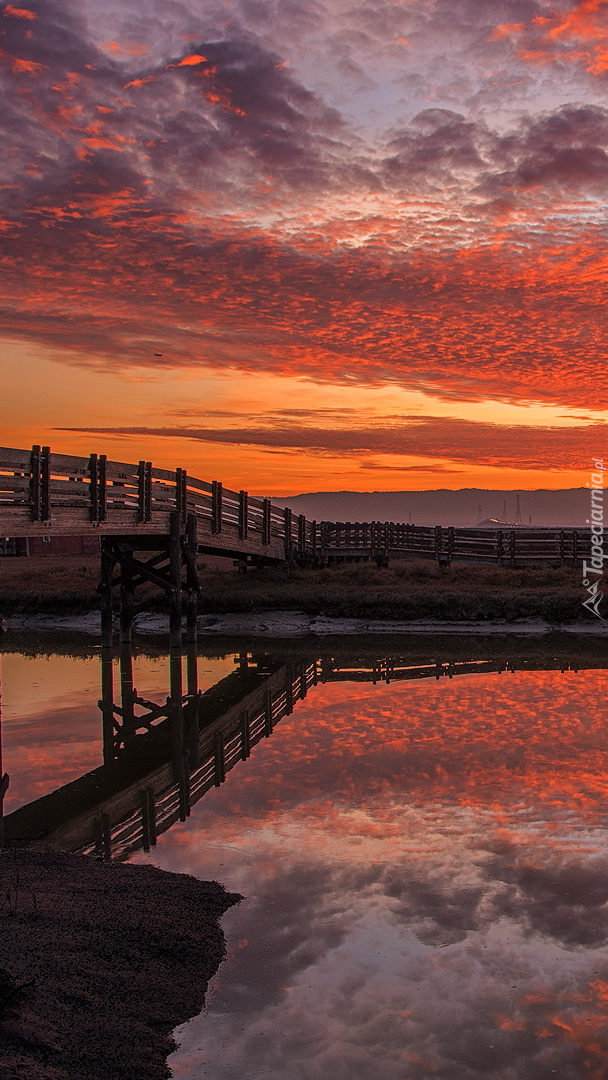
[0, 443, 595, 568]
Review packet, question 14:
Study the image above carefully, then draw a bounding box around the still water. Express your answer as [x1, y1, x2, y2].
[2, 636, 608, 1079]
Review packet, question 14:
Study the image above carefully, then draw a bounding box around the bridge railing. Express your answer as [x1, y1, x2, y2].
[317, 520, 593, 564]
[0, 445, 595, 565]
[0, 445, 314, 558]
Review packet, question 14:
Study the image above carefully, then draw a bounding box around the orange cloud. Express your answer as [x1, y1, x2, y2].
[174, 54, 209, 67]
[2, 4, 36, 17]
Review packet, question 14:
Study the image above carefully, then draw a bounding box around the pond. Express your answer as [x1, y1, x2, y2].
[2, 634, 608, 1079]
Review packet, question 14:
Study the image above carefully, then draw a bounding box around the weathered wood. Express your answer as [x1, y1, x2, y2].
[211, 480, 222, 534]
[262, 498, 271, 545]
[238, 490, 248, 540]
[137, 460, 152, 522]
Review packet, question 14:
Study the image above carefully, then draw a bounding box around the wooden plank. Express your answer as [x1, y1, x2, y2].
[46, 452, 91, 474]
[0, 447, 32, 469]
[0, 476, 30, 492]
[182, 475, 213, 495]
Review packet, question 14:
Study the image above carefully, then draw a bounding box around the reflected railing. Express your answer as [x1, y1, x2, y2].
[2, 642, 607, 860]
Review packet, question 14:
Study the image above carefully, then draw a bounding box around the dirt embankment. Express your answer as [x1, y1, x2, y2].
[0, 852, 241, 1080]
[0, 555, 598, 626]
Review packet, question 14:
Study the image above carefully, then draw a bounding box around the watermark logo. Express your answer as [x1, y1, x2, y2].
[582, 458, 606, 620]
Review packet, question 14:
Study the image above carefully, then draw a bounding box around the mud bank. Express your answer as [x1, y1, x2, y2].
[0, 852, 241, 1080]
[3, 609, 608, 637]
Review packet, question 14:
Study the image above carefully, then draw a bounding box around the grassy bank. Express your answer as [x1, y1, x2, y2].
[0, 555, 596, 623]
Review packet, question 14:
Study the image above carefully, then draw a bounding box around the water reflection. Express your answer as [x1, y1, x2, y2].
[3, 635, 608, 1077]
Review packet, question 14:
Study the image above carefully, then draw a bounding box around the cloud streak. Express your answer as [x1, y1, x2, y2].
[60, 416, 607, 469]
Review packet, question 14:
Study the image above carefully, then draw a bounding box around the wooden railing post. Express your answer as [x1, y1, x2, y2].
[41, 445, 51, 521]
[98, 455, 107, 521]
[176, 468, 188, 527]
[298, 514, 306, 556]
[138, 460, 152, 523]
[30, 445, 51, 521]
[434, 525, 442, 563]
[262, 498, 271, 545]
[284, 507, 293, 562]
[239, 490, 248, 540]
[211, 480, 222, 534]
[30, 444, 41, 521]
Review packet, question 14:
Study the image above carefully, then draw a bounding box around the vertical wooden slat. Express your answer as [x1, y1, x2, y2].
[263, 689, 273, 736]
[240, 710, 251, 760]
[89, 453, 98, 521]
[41, 446, 51, 521]
[434, 525, 442, 562]
[138, 460, 146, 523]
[284, 507, 292, 559]
[214, 732, 225, 786]
[239, 490, 248, 540]
[98, 455, 107, 521]
[176, 468, 187, 527]
[298, 514, 306, 553]
[212, 480, 222, 534]
[30, 444, 41, 521]
[262, 498, 271, 545]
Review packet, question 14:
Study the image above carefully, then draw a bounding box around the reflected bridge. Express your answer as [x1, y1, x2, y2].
[2, 642, 606, 860]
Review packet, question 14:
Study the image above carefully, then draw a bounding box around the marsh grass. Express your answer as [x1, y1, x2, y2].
[0, 555, 594, 622]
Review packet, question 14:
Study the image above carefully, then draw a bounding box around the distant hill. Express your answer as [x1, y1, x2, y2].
[273, 488, 590, 527]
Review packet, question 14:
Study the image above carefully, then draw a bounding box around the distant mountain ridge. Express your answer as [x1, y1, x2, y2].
[274, 488, 590, 527]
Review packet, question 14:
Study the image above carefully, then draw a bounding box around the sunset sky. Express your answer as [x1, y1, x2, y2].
[1, 0, 608, 493]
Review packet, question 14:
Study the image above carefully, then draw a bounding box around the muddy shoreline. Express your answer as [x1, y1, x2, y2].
[0, 852, 241, 1080]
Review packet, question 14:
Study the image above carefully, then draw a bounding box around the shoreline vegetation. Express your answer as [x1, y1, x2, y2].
[0, 554, 598, 625]
[0, 852, 241, 1080]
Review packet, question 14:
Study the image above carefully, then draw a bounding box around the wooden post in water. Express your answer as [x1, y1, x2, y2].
[169, 646, 188, 820]
[119, 645, 136, 748]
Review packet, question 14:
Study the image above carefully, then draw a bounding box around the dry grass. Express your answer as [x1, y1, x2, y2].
[0, 555, 596, 623]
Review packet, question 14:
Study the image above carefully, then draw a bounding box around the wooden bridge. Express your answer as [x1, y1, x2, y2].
[0, 443, 596, 647]
[3, 644, 606, 860]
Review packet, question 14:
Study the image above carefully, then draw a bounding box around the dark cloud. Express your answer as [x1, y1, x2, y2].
[58, 416, 607, 469]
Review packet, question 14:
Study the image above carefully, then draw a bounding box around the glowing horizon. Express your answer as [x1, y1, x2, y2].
[1, 0, 607, 492]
